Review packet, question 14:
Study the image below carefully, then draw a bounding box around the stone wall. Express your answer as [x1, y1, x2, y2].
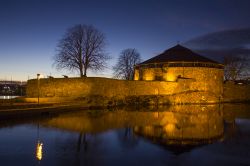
[27, 77, 179, 98]
[26, 77, 223, 105]
[128, 69, 248, 104]
[134, 67, 224, 80]
[135, 67, 224, 95]
[223, 82, 250, 102]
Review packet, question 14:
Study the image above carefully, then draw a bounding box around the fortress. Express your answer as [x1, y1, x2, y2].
[133, 44, 224, 96]
[134, 45, 224, 82]
[26, 45, 249, 105]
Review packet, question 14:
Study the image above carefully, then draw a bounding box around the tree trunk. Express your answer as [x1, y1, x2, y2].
[79, 62, 84, 77]
[79, 47, 84, 77]
[80, 67, 84, 77]
[83, 66, 87, 77]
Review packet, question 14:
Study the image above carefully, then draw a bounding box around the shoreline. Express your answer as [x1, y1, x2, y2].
[1, 97, 250, 120]
[0, 103, 103, 120]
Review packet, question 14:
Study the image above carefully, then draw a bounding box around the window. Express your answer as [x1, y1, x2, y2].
[155, 76, 163, 81]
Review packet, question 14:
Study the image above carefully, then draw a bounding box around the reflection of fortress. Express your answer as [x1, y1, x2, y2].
[134, 108, 224, 146]
[41, 105, 224, 148]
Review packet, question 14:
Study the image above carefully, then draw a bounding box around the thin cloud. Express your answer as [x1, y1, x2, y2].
[183, 28, 250, 62]
[184, 28, 250, 49]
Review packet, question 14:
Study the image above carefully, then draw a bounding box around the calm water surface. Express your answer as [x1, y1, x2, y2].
[0, 104, 250, 166]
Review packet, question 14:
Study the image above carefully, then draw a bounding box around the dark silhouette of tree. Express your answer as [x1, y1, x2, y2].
[224, 55, 250, 81]
[54, 24, 110, 77]
[113, 48, 141, 80]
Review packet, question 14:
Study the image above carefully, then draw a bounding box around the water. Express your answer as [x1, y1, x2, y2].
[0, 104, 250, 166]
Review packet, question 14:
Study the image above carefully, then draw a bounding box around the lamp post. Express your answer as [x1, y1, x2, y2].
[37, 74, 40, 104]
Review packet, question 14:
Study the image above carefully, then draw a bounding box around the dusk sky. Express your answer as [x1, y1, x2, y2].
[1, 0, 250, 81]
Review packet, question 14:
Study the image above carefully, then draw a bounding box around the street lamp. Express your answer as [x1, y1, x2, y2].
[37, 74, 40, 104]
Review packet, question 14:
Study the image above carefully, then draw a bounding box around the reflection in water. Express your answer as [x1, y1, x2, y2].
[134, 106, 224, 148]
[1, 104, 250, 165]
[41, 105, 224, 150]
[36, 124, 43, 161]
[77, 133, 88, 152]
[36, 140, 43, 161]
[117, 128, 139, 149]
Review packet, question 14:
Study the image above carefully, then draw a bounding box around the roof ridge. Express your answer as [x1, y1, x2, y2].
[139, 44, 221, 65]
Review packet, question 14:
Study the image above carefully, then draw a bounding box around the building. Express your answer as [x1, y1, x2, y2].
[0, 80, 26, 96]
[134, 44, 224, 82]
[133, 44, 224, 97]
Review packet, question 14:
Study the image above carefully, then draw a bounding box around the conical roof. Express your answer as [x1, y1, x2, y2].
[140, 44, 220, 65]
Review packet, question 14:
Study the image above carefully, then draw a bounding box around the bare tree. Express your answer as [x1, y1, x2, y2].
[54, 24, 110, 77]
[224, 54, 250, 81]
[113, 48, 141, 80]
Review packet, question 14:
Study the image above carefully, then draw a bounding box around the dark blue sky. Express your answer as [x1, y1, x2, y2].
[1, 0, 250, 80]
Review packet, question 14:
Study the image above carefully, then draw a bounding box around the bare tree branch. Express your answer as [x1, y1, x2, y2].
[113, 48, 142, 80]
[53, 24, 110, 77]
[224, 54, 250, 81]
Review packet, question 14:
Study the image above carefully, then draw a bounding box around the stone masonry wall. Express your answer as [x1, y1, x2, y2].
[27, 77, 179, 98]
[26, 77, 222, 104]
[134, 67, 224, 96]
[223, 81, 250, 102]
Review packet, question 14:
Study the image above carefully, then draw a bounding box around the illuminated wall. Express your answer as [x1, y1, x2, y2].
[134, 67, 224, 82]
[223, 81, 250, 102]
[134, 66, 224, 96]
[27, 77, 179, 98]
[26, 76, 223, 104]
[134, 69, 139, 81]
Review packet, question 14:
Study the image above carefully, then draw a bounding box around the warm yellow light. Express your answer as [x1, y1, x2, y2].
[143, 70, 154, 80]
[153, 112, 159, 118]
[164, 123, 175, 133]
[166, 72, 177, 81]
[134, 69, 139, 80]
[36, 141, 43, 161]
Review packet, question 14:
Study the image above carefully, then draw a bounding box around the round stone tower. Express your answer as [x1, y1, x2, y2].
[134, 44, 224, 96]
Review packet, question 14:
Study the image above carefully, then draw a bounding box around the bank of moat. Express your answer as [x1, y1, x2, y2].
[26, 45, 229, 105]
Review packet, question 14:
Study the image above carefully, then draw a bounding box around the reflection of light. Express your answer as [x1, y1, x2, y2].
[36, 141, 43, 161]
[164, 123, 175, 132]
[153, 112, 159, 118]
[202, 107, 206, 111]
